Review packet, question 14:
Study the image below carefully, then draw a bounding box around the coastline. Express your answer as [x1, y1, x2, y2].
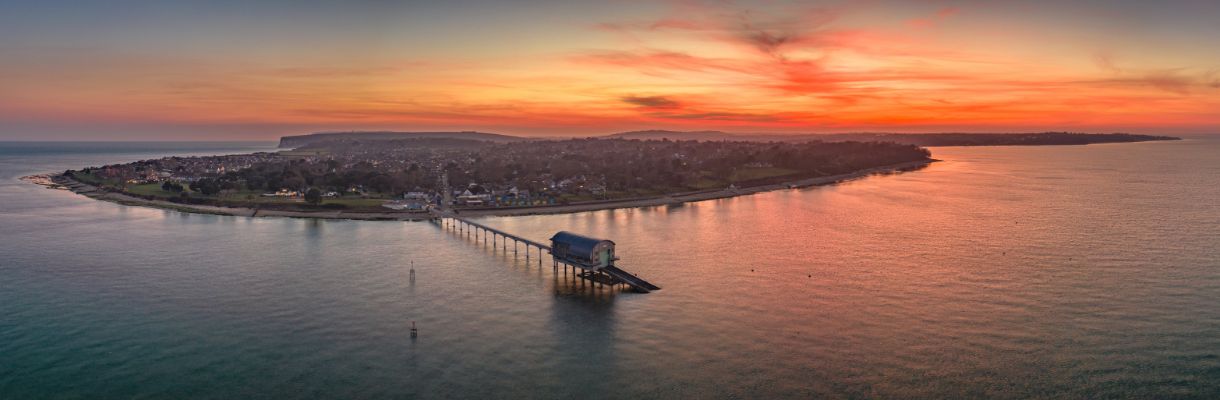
[25, 159, 934, 221]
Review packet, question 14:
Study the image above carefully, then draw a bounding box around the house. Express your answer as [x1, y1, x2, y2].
[382, 200, 427, 211]
[261, 188, 300, 197]
[460, 183, 488, 197]
[457, 183, 492, 205]
[507, 187, 531, 199]
[142, 168, 160, 181]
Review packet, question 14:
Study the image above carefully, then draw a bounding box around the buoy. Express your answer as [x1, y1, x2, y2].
[410, 321, 418, 338]
[409, 261, 416, 281]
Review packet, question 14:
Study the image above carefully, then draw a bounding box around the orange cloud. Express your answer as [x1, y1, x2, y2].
[3, 0, 1219, 138]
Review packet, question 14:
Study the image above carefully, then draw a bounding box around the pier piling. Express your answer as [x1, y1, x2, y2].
[432, 214, 659, 293]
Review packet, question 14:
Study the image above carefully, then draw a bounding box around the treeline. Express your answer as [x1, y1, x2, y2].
[187, 158, 432, 195]
[294, 138, 927, 194]
[445, 139, 932, 193]
[130, 138, 932, 197]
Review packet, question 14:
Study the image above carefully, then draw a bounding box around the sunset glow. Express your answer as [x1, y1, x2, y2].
[2, 0, 1219, 140]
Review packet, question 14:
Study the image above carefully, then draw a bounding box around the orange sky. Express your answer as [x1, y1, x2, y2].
[2, 0, 1219, 140]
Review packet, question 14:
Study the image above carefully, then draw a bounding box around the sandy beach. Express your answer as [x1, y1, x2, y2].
[25, 159, 933, 221]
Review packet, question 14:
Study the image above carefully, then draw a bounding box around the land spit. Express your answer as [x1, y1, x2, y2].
[25, 159, 934, 221]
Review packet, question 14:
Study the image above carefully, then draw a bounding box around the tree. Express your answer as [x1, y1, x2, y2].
[192, 178, 221, 196]
[304, 188, 322, 205]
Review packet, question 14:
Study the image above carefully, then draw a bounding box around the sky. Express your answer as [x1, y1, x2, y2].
[1, 0, 1219, 140]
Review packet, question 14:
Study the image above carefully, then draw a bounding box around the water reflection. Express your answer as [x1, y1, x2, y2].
[548, 286, 619, 392]
[4, 139, 1220, 398]
[434, 217, 631, 299]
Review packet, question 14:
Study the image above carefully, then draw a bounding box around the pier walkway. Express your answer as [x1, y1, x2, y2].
[432, 213, 660, 293]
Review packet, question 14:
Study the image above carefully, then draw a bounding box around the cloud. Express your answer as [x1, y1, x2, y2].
[731, 9, 829, 57]
[1092, 51, 1121, 73]
[569, 50, 753, 75]
[645, 111, 778, 122]
[1138, 72, 1197, 94]
[713, 7, 839, 58]
[1087, 52, 1219, 94]
[1092, 69, 1219, 95]
[621, 95, 681, 109]
[907, 7, 958, 28]
[617, 92, 780, 123]
[579, 3, 966, 97]
[595, 3, 841, 58]
[261, 65, 417, 78]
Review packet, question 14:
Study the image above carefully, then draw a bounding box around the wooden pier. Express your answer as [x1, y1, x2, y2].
[433, 214, 660, 293]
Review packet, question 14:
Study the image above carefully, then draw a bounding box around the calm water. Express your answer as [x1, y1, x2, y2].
[2, 139, 1219, 399]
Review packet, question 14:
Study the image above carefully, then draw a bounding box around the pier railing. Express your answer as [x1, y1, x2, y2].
[432, 214, 659, 293]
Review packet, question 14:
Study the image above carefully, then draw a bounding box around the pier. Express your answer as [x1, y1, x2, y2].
[433, 214, 660, 293]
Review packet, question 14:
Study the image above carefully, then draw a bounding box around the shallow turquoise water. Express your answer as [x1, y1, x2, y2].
[1, 139, 1218, 398]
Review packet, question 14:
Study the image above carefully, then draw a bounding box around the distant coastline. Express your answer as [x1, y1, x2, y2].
[26, 159, 933, 221]
[22, 131, 1179, 221]
[278, 130, 1181, 148]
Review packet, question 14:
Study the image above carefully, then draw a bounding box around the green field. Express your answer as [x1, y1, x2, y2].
[125, 183, 184, 197]
[690, 178, 724, 190]
[277, 149, 330, 157]
[71, 171, 111, 186]
[71, 168, 403, 210]
[729, 167, 800, 182]
[118, 184, 380, 206]
[319, 198, 388, 207]
[215, 192, 390, 208]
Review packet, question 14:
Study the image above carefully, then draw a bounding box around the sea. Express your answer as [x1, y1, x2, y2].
[1, 138, 1218, 399]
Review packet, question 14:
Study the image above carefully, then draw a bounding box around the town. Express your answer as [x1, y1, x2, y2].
[65, 137, 932, 213]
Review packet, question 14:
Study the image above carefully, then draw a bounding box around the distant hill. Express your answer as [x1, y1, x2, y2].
[607, 130, 1180, 146]
[606, 130, 741, 141]
[278, 131, 527, 148]
[281, 129, 1179, 149]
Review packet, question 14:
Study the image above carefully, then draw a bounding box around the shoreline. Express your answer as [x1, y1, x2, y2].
[25, 159, 934, 221]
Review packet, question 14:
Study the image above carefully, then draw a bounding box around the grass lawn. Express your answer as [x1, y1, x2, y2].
[690, 178, 725, 190]
[729, 167, 800, 182]
[196, 190, 391, 208]
[71, 171, 111, 186]
[320, 198, 387, 207]
[82, 174, 396, 210]
[125, 183, 174, 197]
[278, 149, 329, 157]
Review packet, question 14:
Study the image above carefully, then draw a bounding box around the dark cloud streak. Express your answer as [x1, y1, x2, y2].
[621, 95, 681, 109]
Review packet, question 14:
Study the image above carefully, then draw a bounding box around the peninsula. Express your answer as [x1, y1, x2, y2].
[35, 131, 1177, 220]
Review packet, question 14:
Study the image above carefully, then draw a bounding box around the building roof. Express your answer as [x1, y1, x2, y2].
[465, 184, 487, 195]
[549, 231, 613, 259]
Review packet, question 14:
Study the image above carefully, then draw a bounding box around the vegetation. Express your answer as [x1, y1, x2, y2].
[160, 181, 184, 192]
[266, 138, 932, 196]
[65, 137, 932, 211]
[304, 188, 322, 205]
